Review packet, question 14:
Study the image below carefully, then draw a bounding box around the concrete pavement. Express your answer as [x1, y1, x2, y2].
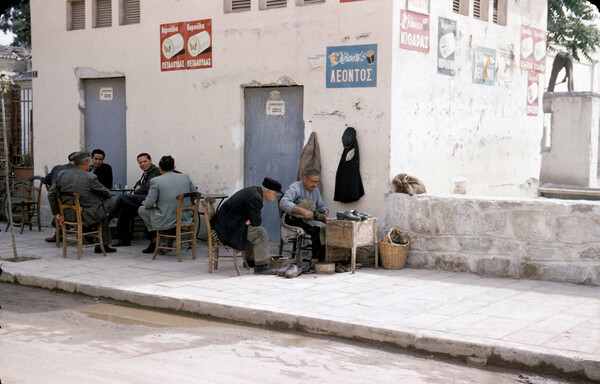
[1, 227, 599, 381]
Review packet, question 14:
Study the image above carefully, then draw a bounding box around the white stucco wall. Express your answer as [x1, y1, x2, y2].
[31, 0, 393, 218]
[390, 0, 547, 198]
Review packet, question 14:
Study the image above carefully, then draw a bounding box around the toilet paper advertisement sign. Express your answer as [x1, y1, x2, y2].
[520, 25, 546, 73]
[160, 19, 212, 72]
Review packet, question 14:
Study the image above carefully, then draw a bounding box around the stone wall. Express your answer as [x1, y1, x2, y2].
[383, 193, 600, 285]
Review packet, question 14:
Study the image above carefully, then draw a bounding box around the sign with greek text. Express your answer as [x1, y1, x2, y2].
[526, 71, 539, 116]
[520, 25, 546, 73]
[472, 46, 496, 86]
[437, 17, 456, 76]
[400, 10, 430, 53]
[160, 19, 212, 72]
[326, 44, 377, 88]
[266, 100, 285, 116]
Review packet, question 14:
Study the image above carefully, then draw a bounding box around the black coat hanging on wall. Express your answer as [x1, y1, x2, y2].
[334, 127, 364, 203]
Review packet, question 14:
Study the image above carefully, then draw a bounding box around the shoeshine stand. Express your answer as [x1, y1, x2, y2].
[325, 217, 379, 273]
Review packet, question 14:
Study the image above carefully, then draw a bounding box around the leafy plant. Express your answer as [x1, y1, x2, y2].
[548, 0, 600, 62]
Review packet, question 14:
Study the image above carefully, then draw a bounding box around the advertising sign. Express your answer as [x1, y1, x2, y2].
[526, 71, 540, 116]
[472, 46, 496, 86]
[400, 10, 430, 53]
[437, 17, 456, 76]
[326, 44, 377, 88]
[407, 0, 429, 15]
[520, 25, 546, 73]
[160, 19, 212, 72]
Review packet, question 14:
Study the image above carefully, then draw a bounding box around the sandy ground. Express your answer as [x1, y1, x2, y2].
[0, 282, 587, 384]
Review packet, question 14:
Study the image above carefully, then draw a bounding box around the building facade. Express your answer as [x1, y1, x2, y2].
[31, 0, 547, 236]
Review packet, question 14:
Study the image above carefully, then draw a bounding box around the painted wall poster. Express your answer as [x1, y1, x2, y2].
[407, 0, 429, 15]
[520, 25, 546, 73]
[526, 71, 540, 116]
[400, 10, 430, 53]
[472, 46, 496, 86]
[437, 17, 456, 76]
[326, 44, 377, 88]
[160, 18, 212, 72]
[496, 44, 516, 88]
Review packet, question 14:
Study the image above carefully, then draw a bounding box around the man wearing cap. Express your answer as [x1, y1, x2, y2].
[108, 153, 160, 247]
[47, 151, 117, 253]
[42, 152, 77, 243]
[210, 177, 282, 274]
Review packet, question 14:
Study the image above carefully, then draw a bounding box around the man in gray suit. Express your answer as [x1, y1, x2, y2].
[138, 155, 197, 253]
[47, 151, 117, 253]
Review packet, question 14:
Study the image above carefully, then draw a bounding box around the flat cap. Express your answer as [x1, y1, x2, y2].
[262, 177, 283, 194]
[70, 151, 90, 163]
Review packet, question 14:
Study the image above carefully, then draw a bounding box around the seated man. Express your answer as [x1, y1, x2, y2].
[137, 155, 197, 254]
[42, 152, 76, 243]
[108, 153, 160, 247]
[279, 169, 328, 262]
[47, 151, 116, 253]
[90, 148, 113, 190]
[211, 177, 283, 275]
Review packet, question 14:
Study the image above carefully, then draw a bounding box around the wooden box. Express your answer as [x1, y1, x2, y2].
[325, 217, 379, 273]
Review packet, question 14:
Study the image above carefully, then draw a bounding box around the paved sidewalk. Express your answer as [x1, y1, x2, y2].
[1, 227, 599, 381]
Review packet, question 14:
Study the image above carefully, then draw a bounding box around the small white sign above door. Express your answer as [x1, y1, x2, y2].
[266, 100, 285, 116]
[99, 87, 113, 101]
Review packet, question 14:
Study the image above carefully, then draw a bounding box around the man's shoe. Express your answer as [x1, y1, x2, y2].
[142, 241, 156, 254]
[336, 211, 360, 221]
[284, 264, 302, 278]
[254, 264, 278, 275]
[277, 263, 294, 277]
[112, 238, 131, 247]
[351, 210, 368, 220]
[95, 245, 116, 254]
[45, 235, 56, 243]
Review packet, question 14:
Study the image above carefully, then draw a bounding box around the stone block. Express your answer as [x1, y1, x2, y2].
[441, 200, 481, 236]
[511, 210, 555, 242]
[409, 235, 459, 252]
[432, 253, 472, 273]
[480, 211, 508, 237]
[580, 247, 600, 260]
[475, 257, 510, 277]
[525, 246, 560, 261]
[407, 199, 433, 233]
[458, 237, 493, 253]
[555, 216, 600, 244]
[490, 239, 524, 256]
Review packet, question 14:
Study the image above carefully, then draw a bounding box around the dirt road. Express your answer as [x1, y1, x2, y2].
[0, 282, 584, 384]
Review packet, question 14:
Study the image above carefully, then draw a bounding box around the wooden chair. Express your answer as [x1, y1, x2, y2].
[202, 196, 248, 276]
[5, 176, 44, 234]
[152, 192, 202, 262]
[44, 182, 60, 247]
[56, 191, 106, 259]
[277, 194, 310, 264]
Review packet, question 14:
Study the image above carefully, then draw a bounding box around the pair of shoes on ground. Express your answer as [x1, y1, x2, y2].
[336, 210, 369, 221]
[45, 235, 57, 243]
[254, 264, 278, 275]
[277, 263, 302, 278]
[95, 245, 116, 254]
[335, 264, 351, 273]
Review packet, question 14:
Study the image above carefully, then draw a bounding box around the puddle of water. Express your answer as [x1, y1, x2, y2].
[1, 256, 40, 262]
[78, 303, 242, 329]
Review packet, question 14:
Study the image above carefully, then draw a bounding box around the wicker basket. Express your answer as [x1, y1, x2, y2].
[378, 228, 409, 270]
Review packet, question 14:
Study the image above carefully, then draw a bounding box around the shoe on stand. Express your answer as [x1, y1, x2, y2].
[336, 211, 361, 221]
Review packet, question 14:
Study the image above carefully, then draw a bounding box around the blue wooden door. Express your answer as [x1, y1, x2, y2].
[244, 87, 304, 242]
[83, 78, 127, 189]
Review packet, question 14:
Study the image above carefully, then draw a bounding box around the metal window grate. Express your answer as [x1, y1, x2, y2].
[296, 0, 325, 5]
[452, 0, 460, 13]
[71, 0, 85, 30]
[122, 0, 140, 24]
[473, 0, 481, 19]
[95, 0, 112, 28]
[260, 0, 288, 10]
[225, 0, 251, 13]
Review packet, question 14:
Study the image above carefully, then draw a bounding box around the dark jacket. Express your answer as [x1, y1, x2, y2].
[47, 167, 115, 224]
[210, 186, 263, 250]
[91, 163, 113, 190]
[133, 164, 160, 196]
[43, 163, 74, 187]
